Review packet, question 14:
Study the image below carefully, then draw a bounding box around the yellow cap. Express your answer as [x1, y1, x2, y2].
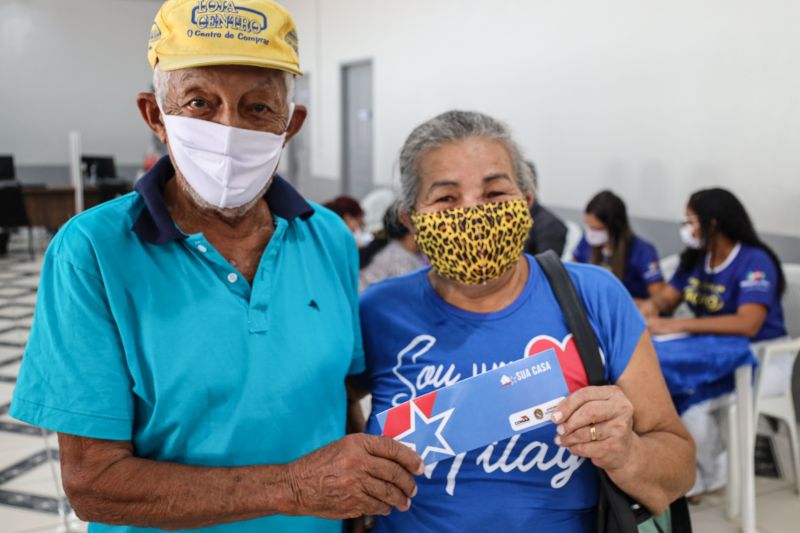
[147, 0, 302, 75]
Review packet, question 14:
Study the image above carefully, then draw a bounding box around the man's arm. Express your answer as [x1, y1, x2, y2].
[60, 432, 423, 530]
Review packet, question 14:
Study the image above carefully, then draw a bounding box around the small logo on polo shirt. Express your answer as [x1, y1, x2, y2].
[308, 300, 320, 311]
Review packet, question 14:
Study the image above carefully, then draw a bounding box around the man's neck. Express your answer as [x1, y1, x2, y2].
[429, 258, 530, 314]
[164, 178, 274, 240]
[164, 177, 275, 283]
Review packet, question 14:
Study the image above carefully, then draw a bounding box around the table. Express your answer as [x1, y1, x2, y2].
[23, 183, 132, 229]
[654, 334, 758, 533]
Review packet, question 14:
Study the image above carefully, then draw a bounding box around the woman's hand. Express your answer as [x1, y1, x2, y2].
[552, 385, 635, 471]
[637, 299, 660, 319]
[646, 317, 686, 335]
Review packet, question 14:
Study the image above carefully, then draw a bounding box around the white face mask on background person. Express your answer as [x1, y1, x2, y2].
[160, 103, 294, 209]
[584, 226, 610, 247]
[680, 223, 704, 250]
[356, 229, 375, 248]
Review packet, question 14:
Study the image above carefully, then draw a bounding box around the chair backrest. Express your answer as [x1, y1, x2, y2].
[562, 219, 583, 261]
[360, 188, 396, 233]
[0, 155, 15, 180]
[659, 253, 680, 282]
[81, 155, 117, 179]
[782, 263, 800, 338]
[0, 182, 30, 227]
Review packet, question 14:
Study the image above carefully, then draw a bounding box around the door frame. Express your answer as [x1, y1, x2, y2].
[340, 59, 374, 196]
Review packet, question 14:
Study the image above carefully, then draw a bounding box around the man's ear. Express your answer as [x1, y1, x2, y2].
[137, 92, 167, 145]
[284, 104, 308, 145]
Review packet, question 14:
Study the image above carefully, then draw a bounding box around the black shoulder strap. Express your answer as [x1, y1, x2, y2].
[535, 250, 605, 386]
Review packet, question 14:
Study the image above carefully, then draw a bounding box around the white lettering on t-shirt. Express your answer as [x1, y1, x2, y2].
[392, 335, 585, 496]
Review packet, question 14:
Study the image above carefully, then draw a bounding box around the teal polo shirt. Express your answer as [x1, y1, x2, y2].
[11, 156, 364, 533]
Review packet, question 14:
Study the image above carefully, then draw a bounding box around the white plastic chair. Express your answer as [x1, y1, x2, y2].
[659, 254, 680, 282]
[753, 338, 800, 493]
[360, 188, 396, 234]
[562, 220, 582, 261]
[782, 264, 800, 338]
[727, 263, 800, 523]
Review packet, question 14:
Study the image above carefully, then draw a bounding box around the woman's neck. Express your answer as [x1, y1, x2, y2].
[708, 236, 736, 269]
[428, 258, 530, 313]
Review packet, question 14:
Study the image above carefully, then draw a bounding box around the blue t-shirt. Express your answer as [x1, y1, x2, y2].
[669, 243, 787, 342]
[359, 256, 646, 533]
[11, 158, 363, 533]
[573, 235, 663, 300]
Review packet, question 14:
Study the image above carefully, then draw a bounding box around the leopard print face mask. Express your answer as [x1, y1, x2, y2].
[411, 199, 533, 285]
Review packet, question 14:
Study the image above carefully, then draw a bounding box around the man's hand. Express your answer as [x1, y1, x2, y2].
[287, 434, 423, 520]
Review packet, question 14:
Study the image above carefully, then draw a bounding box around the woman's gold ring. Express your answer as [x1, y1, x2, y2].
[590, 424, 598, 442]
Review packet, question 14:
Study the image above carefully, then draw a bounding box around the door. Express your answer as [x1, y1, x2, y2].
[341, 61, 373, 198]
[286, 74, 311, 190]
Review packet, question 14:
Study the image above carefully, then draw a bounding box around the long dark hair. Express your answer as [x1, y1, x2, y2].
[585, 190, 633, 281]
[679, 188, 785, 296]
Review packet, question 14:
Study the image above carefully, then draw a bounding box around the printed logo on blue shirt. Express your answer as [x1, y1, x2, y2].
[740, 270, 771, 290]
[644, 261, 662, 280]
[188, 1, 270, 45]
[684, 277, 726, 312]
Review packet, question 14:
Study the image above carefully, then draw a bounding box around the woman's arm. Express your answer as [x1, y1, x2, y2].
[639, 284, 683, 318]
[646, 281, 668, 299]
[647, 303, 767, 337]
[554, 331, 695, 514]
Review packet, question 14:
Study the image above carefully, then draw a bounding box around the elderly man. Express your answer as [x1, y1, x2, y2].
[10, 1, 422, 532]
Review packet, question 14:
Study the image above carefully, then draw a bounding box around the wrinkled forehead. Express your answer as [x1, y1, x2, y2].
[418, 138, 518, 186]
[169, 64, 287, 94]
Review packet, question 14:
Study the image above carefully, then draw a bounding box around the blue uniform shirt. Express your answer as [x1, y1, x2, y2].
[669, 243, 787, 342]
[573, 235, 663, 299]
[359, 256, 645, 533]
[11, 156, 364, 533]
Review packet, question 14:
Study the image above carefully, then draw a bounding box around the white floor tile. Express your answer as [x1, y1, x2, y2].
[0, 506, 62, 533]
[0, 329, 29, 346]
[0, 445, 49, 474]
[0, 307, 33, 321]
[10, 295, 37, 307]
[1, 382, 16, 404]
[0, 288, 32, 299]
[1, 361, 22, 376]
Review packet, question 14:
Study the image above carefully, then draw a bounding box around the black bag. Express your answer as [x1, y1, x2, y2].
[535, 250, 692, 533]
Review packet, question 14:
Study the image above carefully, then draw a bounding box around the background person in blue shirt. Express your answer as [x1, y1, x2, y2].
[572, 190, 666, 302]
[641, 188, 786, 341]
[10, 2, 423, 532]
[354, 110, 695, 532]
[640, 187, 787, 499]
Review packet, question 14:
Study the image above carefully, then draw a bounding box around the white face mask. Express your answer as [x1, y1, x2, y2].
[356, 229, 375, 248]
[680, 223, 704, 250]
[585, 227, 610, 247]
[161, 104, 294, 209]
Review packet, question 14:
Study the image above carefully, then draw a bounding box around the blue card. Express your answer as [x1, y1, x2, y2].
[376, 348, 569, 464]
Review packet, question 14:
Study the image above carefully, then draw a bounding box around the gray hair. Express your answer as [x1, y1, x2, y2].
[398, 110, 536, 211]
[152, 64, 296, 108]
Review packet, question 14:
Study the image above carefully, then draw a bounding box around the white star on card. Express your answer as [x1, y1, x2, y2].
[394, 401, 455, 461]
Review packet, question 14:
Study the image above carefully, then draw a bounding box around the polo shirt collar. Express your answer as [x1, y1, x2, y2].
[132, 155, 315, 244]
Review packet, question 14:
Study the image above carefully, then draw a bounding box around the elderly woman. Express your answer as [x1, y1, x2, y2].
[357, 111, 695, 531]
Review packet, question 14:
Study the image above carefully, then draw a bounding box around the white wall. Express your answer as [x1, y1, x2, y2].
[0, 0, 162, 167]
[282, 0, 800, 238]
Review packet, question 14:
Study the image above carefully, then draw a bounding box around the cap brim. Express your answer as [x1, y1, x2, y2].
[157, 54, 303, 76]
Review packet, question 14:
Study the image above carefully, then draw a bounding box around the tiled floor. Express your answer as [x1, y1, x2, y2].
[1, 231, 799, 532]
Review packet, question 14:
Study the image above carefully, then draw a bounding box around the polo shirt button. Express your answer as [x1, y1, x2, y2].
[197, 244, 208, 253]
[227, 273, 238, 283]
